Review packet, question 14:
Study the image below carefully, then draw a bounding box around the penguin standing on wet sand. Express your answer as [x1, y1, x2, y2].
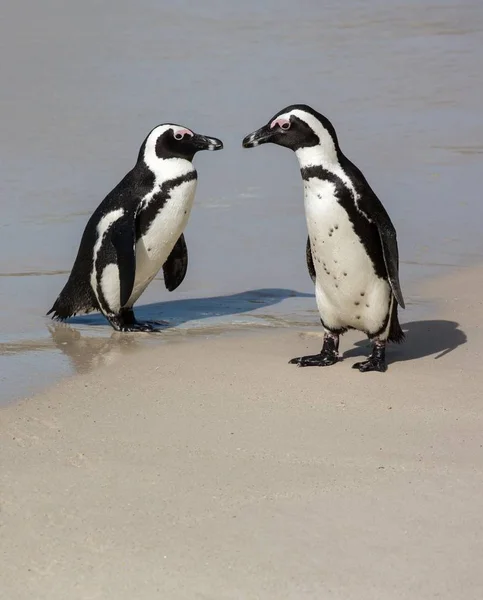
[243, 104, 405, 372]
[48, 124, 223, 331]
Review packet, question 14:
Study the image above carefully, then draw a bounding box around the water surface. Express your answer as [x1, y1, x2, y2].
[1, 0, 482, 403]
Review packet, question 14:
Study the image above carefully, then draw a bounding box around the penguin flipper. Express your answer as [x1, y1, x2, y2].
[110, 215, 137, 308]
[305, 236, 316, 284]
[342, 157, 405, 309]
[374, 215, 405, 309]
[163, 234, 188, 292]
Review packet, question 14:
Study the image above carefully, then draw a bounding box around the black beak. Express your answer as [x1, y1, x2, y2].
[192, 133, 223, 151]
[242, 125, 274, 149]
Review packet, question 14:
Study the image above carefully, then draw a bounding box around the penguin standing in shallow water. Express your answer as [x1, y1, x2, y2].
[48, 124, 223, 331]
[243, 104, 405, 372]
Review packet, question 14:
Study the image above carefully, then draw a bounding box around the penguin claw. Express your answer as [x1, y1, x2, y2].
[289, 353, 339, 367]
[352, 359, 387, 373]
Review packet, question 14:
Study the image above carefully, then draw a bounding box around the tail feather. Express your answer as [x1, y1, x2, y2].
[47, 276, 98, 320]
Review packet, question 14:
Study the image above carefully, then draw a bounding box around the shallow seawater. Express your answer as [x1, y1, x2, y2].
[1, 0, 482, 404]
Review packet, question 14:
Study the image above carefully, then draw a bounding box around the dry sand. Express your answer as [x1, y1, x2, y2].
[1, 267, 482, 600]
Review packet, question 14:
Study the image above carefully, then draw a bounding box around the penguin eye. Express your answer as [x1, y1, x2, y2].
[174, 132, 185, 141]
[281, 122, 291, 130]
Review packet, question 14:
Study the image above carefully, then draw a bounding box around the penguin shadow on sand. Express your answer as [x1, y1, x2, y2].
[47, 288, 314, 373]
[343, 320, 467, 364]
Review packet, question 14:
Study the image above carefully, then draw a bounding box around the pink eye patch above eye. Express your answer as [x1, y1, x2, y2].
[270, 118, 290, 129]
[174, 128, 193, 138]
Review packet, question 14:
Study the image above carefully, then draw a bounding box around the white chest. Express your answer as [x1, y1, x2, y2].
[303, 177, 370, 275]
[140, 178, 197, 260]
[303, 177, 390, 331]
[128, 178, 197, 304]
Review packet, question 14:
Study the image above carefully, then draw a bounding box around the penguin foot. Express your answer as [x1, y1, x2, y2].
[289, 352, 339, 367]
[119, 321, 158, 333]
[289, 331, 340, 367]
[352, 357, 387, 373]
[108, 313, 160, 333]
[107, 309, 168, 332]
[352, 341, 387, 373]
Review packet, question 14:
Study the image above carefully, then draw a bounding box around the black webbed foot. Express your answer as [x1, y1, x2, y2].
[289, 352, 339, 367]
[289, 332, 340, 368]
[108, 309, 163, 333]
[119, 321, 157, 333]
[352, 358, 387, 373]
[352, 342, 387, 373]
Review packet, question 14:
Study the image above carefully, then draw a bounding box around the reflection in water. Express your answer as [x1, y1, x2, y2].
[47, 288, 314, 374]
[0, 289, 314, 401]
[47, 323, 141, 374]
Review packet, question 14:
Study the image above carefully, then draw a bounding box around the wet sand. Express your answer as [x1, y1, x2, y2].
[0, 266, 480, 599]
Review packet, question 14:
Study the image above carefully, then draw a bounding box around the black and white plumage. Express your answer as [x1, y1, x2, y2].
[243, 104, 405, 372]
[48, 124, 223, 331]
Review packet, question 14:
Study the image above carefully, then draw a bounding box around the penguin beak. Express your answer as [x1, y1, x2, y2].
[192, 134, 223, 151]
[242, 125, 274, 148]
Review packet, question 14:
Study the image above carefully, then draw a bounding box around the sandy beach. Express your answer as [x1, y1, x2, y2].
[1, 266, 481, 599]
[1, 2, 483, 597]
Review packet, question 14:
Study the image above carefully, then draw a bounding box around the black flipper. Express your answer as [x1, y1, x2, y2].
[110, 214, 137, 307]
[306, 236, 316, 284]
[388, 298, 405, 343]
[163, 234, 188, 292]
[342, 157, 405, 309]
[372, 212, 405, 309]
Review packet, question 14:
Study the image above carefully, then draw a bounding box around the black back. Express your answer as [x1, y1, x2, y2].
[47, 163, 156, 319]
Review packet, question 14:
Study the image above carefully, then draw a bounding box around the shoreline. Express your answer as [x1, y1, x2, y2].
[0, 261, 452, 407]
[0, 264, 480, 599]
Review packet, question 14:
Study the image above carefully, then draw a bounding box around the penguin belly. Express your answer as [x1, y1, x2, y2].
[127, 178, 197, 306]
[304, 179, 391, 334]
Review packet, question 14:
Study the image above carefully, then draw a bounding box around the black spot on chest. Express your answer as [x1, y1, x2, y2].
[301, 165, 386, 279]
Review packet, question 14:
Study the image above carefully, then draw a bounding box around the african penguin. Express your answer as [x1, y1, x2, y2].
[243, 104, 405, 372]
[48, 124, 223, 331]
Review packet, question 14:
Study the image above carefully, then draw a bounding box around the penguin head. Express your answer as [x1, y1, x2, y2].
[140, 124, 223, 166]
[242, 105, 341, 164]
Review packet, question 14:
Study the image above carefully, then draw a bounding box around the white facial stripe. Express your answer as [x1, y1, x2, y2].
[144, 124, 173, 152]
[289, 109, 360, 205]
[143, 124, 173, 171]
[143, 123, 196, 178]
[286, 109, 339, 167]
